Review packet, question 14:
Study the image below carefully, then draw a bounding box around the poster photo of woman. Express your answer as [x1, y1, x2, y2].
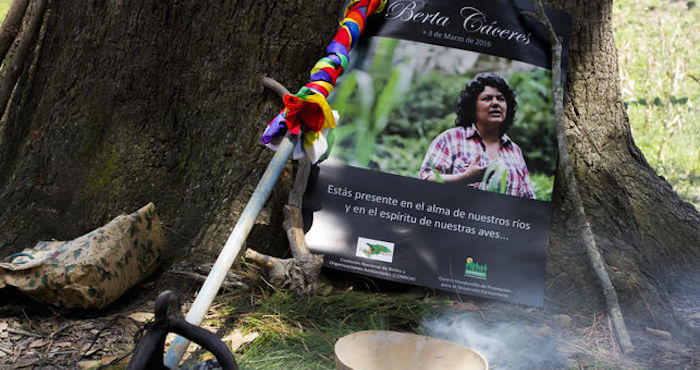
[419, 73, 536, 199]
[327, 38, 556, 201]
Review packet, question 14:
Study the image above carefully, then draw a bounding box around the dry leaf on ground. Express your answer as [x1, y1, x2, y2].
[128, 312, 154, 323]
[100, 355, 130, 366]
[222, 329, 259, 351]
[77, 360, 101, 369]
[29, 338, 46, 348]
[452, 302, 480, 311]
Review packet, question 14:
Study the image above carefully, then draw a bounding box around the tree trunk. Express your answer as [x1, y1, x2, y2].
[0, 0, 697, 346]
[544, 0, 699, 344]
[0, 0, 343, 262]
[0, 0, 31, 62]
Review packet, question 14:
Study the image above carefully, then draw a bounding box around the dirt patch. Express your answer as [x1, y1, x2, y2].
[0, 266, 204, 369]
[1, 267, 698, 369]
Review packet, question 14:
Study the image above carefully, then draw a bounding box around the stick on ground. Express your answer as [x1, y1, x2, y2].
[522, 0, 634, 354]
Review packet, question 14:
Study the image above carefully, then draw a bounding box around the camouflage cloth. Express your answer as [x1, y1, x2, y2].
[0, 203, 166, 309]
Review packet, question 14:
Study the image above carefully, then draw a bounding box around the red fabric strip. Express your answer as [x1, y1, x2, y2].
[333, 27, 351, 49]
[305, 83, 329, 96]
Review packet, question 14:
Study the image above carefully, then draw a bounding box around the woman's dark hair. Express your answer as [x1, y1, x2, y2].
[455, 72, 517, 136]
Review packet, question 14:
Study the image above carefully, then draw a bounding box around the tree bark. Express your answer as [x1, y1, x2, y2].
[0, 0, 47, 118]
[544, 0, 699, 344]
[523, 1, 633, 353]
[0, 0, 31, 62]
[0, 0, 342, 262]
[0, 0, 697, 347]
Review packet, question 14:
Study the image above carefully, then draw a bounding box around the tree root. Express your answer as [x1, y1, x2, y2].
[244, 248, 323, 295]
[0, 0, 47, 119]
[523, 0, 634, 354]
[0, 0, 31, 62]
[245, 78, 324, 294]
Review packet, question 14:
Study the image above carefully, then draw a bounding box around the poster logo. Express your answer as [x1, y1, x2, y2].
[464, 257, 488, 279]
[356, 237, 395, 262]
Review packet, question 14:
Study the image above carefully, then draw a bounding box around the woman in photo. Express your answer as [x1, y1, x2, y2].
[419, 72, 536, 199]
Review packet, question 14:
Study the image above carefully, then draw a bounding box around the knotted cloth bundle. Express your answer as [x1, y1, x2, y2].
[261, 0, 387, 163]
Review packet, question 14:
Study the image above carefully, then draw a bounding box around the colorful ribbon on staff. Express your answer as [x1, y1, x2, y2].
[261, 0, 387, 163]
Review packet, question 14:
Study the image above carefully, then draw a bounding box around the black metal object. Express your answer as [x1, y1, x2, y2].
[127, 290, 237, 370]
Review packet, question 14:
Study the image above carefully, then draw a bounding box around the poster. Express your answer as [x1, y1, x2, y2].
[303, 0, 571, 307]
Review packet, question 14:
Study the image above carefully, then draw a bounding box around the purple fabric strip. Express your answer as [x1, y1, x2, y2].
[310, 70, 333, 84]
[261, 112, 287, 144]
[326, 41, 349, 58]
[328, 54, 342, 67]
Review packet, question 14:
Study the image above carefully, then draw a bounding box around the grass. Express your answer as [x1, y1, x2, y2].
[531, 173, 554, 201]
[0, 1, 9, 18]
[177, 277, 650, 369]
[193, 284, 448, 369]
[613, 0, 699, 209]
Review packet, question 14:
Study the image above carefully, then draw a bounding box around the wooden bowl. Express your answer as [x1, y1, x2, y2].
[335, 330, 488, 370]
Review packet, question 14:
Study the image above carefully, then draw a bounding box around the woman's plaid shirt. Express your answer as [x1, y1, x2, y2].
[419, 126, 536, 199]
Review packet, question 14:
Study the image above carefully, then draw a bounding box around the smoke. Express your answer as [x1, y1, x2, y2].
[422, 312, 565, 369]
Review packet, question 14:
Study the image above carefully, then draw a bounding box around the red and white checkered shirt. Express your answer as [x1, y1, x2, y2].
[419, 126, 536, 199]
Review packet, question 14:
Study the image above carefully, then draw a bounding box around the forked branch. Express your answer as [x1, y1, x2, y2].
[245, 77, 324, 294]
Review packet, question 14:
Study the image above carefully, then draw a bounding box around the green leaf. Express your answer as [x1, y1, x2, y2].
[354, 70, 375, 115]
[373, 65, 411, 133]
[369, 38, 399, 77]
[431, 167, 444, 183]
[499, 166, 508, 193]
[481, 160, 508, 193]
[331, 72, 359, 116]
[354, 129, 376, 167]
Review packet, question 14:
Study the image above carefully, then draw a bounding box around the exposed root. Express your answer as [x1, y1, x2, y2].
[0, 0, 47, 119]
[244, 248, 323, 295]
[0, 0, 30, 62]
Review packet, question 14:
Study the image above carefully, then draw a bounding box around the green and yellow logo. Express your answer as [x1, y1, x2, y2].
[363, 243, 392, 257]
[465, 257, 487, 279]
[356, 237, 395, 262]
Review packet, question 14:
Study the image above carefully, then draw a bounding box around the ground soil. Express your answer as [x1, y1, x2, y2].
[1, 265, 698, 369]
